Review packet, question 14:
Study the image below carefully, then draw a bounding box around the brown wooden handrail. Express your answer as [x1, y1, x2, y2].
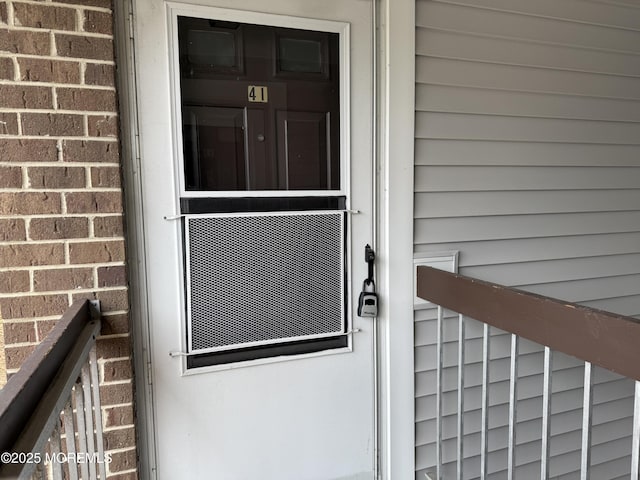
[0, 300, 99, 456]
[417, 266, 640, 382]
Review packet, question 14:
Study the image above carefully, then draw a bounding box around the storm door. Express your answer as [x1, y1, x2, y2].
[133, 2, 376, 478]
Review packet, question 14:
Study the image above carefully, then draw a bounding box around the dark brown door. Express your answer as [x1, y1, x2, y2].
[178, 18, 340, 191]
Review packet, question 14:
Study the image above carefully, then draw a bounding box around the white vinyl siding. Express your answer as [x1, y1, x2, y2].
[413, 0, 640, 478]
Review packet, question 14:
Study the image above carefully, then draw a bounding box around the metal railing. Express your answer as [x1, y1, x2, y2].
[417, 266, 640, 480]
[0, 300, 106, 480]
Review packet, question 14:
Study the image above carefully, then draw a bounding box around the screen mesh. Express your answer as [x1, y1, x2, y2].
[185, 212, 346, 353]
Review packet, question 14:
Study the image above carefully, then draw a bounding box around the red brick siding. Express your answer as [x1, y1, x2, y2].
[0, 1, 137, 478]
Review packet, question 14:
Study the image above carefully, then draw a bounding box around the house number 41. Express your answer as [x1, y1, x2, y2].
[248, 85, 268, 103]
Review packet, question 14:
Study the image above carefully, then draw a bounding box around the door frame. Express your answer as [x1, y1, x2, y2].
[375, 0, 416, 478]
[114, 0, 416, 478]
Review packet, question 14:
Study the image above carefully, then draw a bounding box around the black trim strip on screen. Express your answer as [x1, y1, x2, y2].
[186, 335, 349, 369]
[180, 196, 346, 214]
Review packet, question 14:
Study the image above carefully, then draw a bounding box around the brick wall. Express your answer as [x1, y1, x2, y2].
[0, 1, 137, 478]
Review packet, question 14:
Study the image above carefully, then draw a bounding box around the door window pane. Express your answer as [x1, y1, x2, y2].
[178, 17, 340, 192]
[183, 106, 247, 191]
[278, 38, 322, 73]
[187, 30, 236, 67]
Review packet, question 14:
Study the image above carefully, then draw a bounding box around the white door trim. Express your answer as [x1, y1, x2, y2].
[112, 1, 158, 478]
[376, 0, 416, 478]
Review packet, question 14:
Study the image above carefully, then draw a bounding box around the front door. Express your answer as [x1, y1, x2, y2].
[133, 1, 375, 478]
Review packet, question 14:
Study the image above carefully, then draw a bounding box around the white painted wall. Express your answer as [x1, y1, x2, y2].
[413, 0, 640, 478]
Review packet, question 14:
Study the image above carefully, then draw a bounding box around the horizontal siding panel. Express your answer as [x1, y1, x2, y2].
[415, 112, 640, 143]
[415, 233, 640, 267]
[591, 438, 633, 472]
[417, 1, 640, 53]
[593, 377, 636, 404]
[429, 0, 640, 30]
[460, 253, 640, 285]
[593, 366, 628, 384]
[520, 275, 640, 303]
[592, 417, 634, 447]
[592, 397, 635, 426]
[589, 457, 632, 480]
[416, 28, 640, 76]
[415, 140, 640, 167]
[580, 295, 640, 317]
[416, 84, 640, 122]
[580, 296, 640, 317]
[415, 165, 640, 191]
[415, 212, 640, 243]
[416, 57, 640, 99]
[415, 190, 640, 218]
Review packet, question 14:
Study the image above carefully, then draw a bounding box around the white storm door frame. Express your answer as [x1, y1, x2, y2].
[116, 0, 417, 477]
[123, 0, 380, 479]
[165, 4, 353, 372]
[167, 4, 352, 200]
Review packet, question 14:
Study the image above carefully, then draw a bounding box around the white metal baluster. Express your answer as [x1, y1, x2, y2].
[64, 400, 79, 480]
[540, 347, 552, 480]
[480, 323, 490, 480]
[457, 314, 465, 480]
[81, 364, 98, 480]
[74, 380, 91, 480]
[436, 306, 443, 480]
[49, 422, 64, 480]
[507, 334, 519, 480]
[631, 381, 640, 480]
[89, 347, 107, 480]
[580, 362, 593, 480]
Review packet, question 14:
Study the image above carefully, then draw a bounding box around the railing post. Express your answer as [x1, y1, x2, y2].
[436, 306, 443, 480]
[540, 347, 552, 480]
[632, 381, 640, 480]
[456, 314, 465, 480]
[507, 334, 518, 480]
[89, 346, 107, 480]
[63, 402, 79, 480]
[48, 424, 63, 480]
[480, 323, 490, 480]
[74, 380, 91, 480]
[580, 362, 592, 480]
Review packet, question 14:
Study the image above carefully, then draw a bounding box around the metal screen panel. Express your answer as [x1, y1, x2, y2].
[185, 211, 346, 353]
